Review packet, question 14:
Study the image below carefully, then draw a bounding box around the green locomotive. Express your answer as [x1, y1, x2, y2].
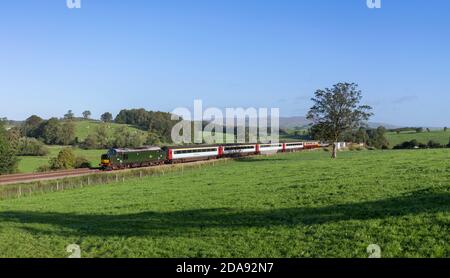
[100, 146, 166, 170]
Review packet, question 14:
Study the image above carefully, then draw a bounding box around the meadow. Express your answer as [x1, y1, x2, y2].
[0, 149, 448, 258]
[73, 120, 144, 141]
[386, 130, 449, 147]
[17, 146, 105, 173]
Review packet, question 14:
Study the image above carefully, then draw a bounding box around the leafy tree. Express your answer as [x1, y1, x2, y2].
[7, 127, 21, 151]
[83, 134, 100, 149]
[114, 109, 179, 143]
[37, 118, 75, 146]
[82, 124, 112, 149]
[444, 127, 448, 132]
[59, 121, 76, 145]
[307, 83, 373, 158]
[82, 110, 92, 120]
[64, 110, 75, 120]
[101, 112, 113, 123]
[0, 121, 18, 174]
[17, 137, 49, 156]
[355, 127, 369, 144]
[426, 128, 431, 133]
[49, 148, 76, 170]
[41, 118, 62, 145]
[22, 115, 44, 137]
[368, 126, 389, 149]
[146, 132, 161, 145]
[95, 124, 111, 147]
[415, 127, 423, 133]
[447, 138, 450, 148]
[114, 126, 146, 148]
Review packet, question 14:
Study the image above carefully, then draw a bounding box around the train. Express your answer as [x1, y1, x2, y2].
[100, 141, 321, 170]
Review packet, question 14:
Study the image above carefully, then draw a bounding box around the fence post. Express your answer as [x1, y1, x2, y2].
[56, 181, 59, 191]
[18, 186, 22, 198]
[140, 171, 143, 179]
[116, 174, 119, 182]
[87, 177, 90, 186]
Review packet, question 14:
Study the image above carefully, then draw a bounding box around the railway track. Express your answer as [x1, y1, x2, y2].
[0, 168, 100, 185]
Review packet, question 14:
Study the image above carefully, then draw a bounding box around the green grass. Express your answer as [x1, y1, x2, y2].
[73, 120, 144, 141]
[18, 146, 105, 173]
[386, 130, 450, 147]
[0, 149, 449, 258]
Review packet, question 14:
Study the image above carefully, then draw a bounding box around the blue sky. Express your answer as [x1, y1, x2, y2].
[1, 0, 449, 127]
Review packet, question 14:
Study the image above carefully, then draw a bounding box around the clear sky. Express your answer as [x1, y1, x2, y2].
[1, 0, 449, 127]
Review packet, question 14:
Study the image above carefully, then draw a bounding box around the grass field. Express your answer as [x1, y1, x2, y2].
[73, 120, 144, 141]
[386, 130, 449, 147]
[0, 149, 448, 258]
[18, 146, 105, 173]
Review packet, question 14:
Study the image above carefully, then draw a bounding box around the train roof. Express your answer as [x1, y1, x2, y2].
[111, 141, 320, 152]
[112, 146, 162, 153]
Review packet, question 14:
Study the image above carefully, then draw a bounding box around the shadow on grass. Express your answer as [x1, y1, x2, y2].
[0, 190, 448, 237]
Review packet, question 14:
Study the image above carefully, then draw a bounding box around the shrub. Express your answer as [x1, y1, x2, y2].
[36, 165, 52, 173]
[49, 148, 76, 170]
[75, 156, 92, 169]
[17, 137, 49, 156]
[418, 143, 427, 149]
[394, 140, 419, 149]
[427, 140, 443, 149]
[82, 134, 101, 149]
[82, 124, 112, 149]
[393, 139, 444, 150]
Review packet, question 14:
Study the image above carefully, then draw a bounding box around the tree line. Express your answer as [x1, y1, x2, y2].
[82, 109, 178, 149]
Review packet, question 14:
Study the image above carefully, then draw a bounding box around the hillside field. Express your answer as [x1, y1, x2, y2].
[386, 130, 449, 147]
[0, 149, 448, 258]
[73, 120, 144, 141]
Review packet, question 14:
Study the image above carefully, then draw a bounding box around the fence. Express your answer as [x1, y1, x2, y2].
[0, 159, 230, 200]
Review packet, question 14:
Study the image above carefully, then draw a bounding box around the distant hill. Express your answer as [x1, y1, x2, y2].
[365, 122, 402, 130]
[278, 117, 401, 130]
[279, 117, 311, 129]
